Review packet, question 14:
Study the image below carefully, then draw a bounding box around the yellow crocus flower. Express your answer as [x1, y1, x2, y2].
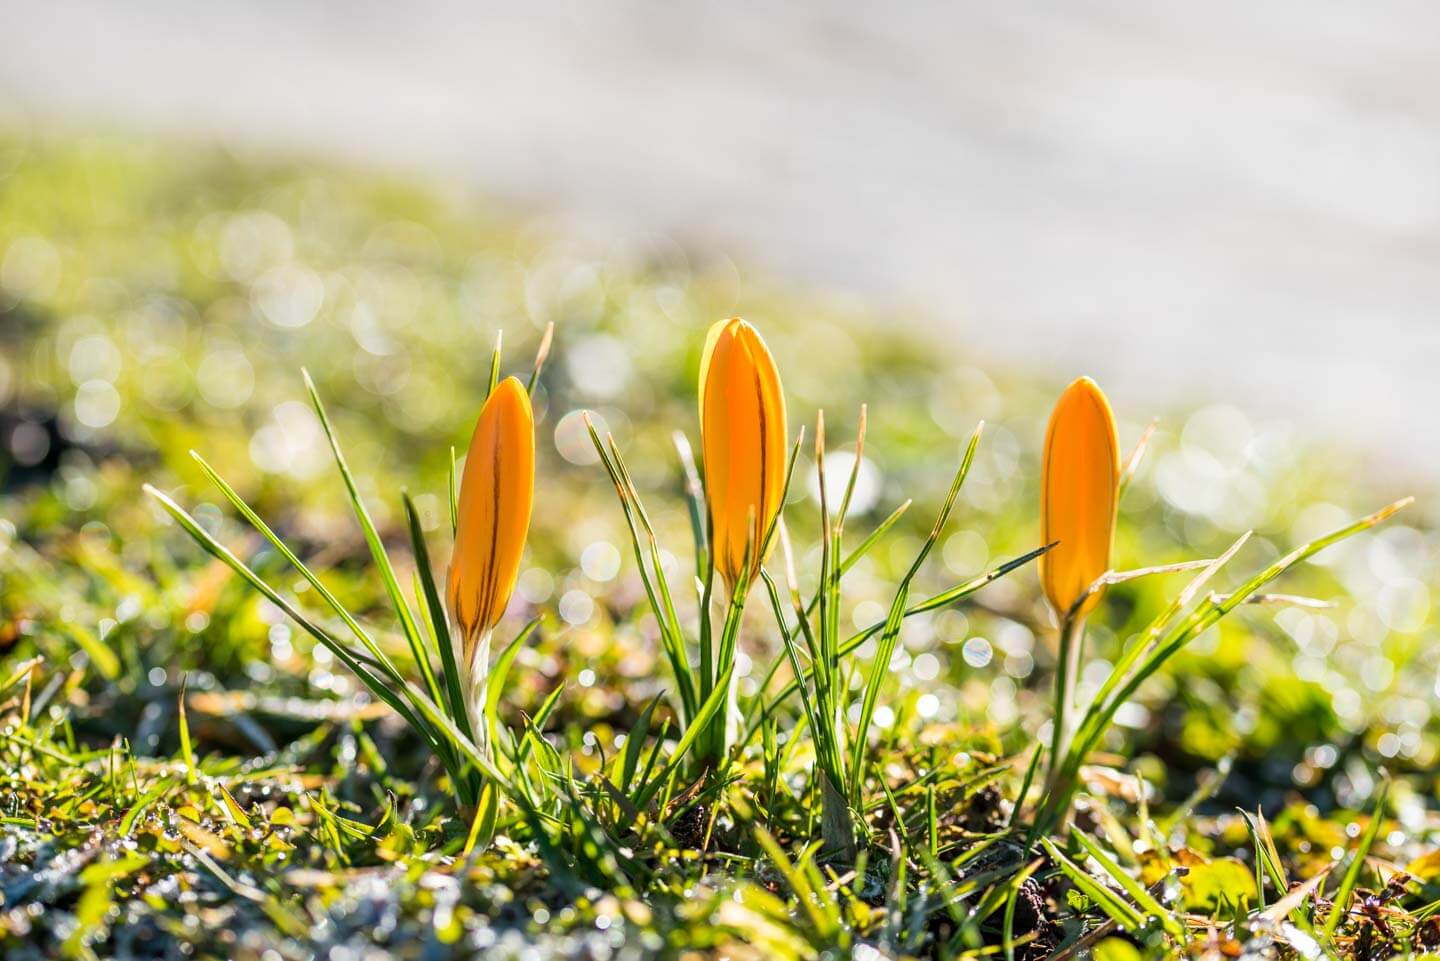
[1040, 376, 1119, 619]
[699, 318, 788, 592]
[447, 376, 535, 673]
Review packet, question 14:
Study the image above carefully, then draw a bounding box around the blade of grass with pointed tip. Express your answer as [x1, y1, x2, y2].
[1082, 532, 1252, 736]
[672, 430, 709, 580]
[485, 618, 541, 749]
[744, 498, 913, 721]
[901, 541, 1057, 620]
[619, 693, 663, 795]
[120, 780, 172, 837]
[1118, 419, 1157, 501]
[1008, 743, 1045, 829]
[514, 683, 566, 769]
[302, 371, 443, 709]
[144, 484, 454, 774]
[1245, 808, 1290, 894]
[754, 827, 838, 937]
[177, 677, 196, 786]
[486, 330, 503, 398]
[1039, 501, 1408, 838]
[401, 492, 471, 740]
[1108, 503, 1408, 748]
[0, 657, 41, 703]
[586, 418, 697, 720]
[1062, 558, 1219, 623]
[607, 433, 697, 697]
[760, 568, 839, 787]
[1322, 780, 1389, 939]
[831, 405, 868, 534]
[849, 422, 981, 802]
[192, 450, 410, 690]
[527, 322, 553, 396]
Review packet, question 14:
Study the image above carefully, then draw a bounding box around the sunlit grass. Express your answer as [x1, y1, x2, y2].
[0, 131, 1434, 961]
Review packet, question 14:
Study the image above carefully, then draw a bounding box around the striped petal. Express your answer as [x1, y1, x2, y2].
[1040, 376, 1119, 619]
[447, 376, 535, 655]
[700, 318, 788, 591]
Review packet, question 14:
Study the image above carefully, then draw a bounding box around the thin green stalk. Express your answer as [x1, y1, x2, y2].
[699, 565, 750, 767]
[1045, 613, 1084, 793]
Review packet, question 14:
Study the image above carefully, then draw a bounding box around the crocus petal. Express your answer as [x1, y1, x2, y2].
[448, 376, 535, 651]
[1040, 376, 1119, 619]
[699, 318, 787, 591]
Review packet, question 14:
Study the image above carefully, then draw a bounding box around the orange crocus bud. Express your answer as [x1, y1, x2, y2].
[447, 376, 535, 663]
[1040, 376, 1120, 620]
[699, 318, 788, 592]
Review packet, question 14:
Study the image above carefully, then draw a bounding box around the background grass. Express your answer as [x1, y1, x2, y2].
[1, 130, 1437, 959]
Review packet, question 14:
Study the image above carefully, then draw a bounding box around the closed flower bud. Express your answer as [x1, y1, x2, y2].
[1040, 376, 1119, 619]
[699, 318, 787, 591]
[448, 376, 535, 659]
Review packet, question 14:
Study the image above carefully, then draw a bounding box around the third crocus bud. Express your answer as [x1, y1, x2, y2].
[448, 375, 535, 730]
[1040, 376, 1119, 620]
[699, 317, 788, 594]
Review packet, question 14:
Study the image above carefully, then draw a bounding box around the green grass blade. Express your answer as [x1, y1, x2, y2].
[527, 322, 553, 397]
[849, 422, 981, 801]
[177, 677, 196, 786]
[303, 370, 443, 709]
[143, 484, 450, 767]
[754, 827, 837, 937]
[754, 540, 1053, 730]
[448, 445, 459, 537]
[1008, 743, 1044, 829]
[1038, 500, 1409, 839]
[486, 617, 541, 751]
[401, 492, 470, 739]
[672, 430, 709, 581]
[1041, 838, 1145, 932]
[1072, 830, 1185, 940]
[190, 450, 410, 689]
[586, 416, 697, 721]
[619, 693, 663, 795]
[632, 664, 734, 812]
[1321, 780, 1389, 939]
[486, 329, 503, 398]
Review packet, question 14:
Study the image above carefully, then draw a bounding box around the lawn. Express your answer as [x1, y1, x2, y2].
[1, 131, 1436, 960]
